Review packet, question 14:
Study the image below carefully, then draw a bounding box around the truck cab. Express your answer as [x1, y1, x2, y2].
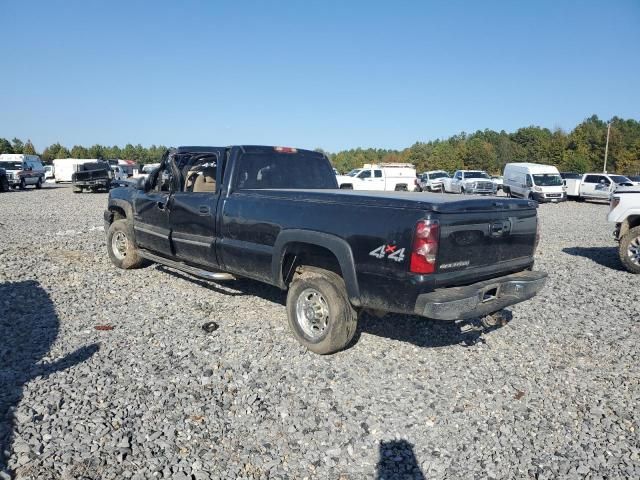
[445, 170, 496, 195]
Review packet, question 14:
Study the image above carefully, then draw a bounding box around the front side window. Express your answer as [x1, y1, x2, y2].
[532, 174, 563, 186]
[183, 155, 218, 193]
[526, 175, 533, 187]
[358, 170, 371, 179]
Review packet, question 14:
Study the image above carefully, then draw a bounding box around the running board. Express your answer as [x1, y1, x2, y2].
[139, 250, 236, 281]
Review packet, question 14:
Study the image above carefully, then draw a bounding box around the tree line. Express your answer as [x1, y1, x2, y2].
[2, 115, 639, 175]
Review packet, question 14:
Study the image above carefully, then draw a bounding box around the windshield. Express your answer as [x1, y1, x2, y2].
[465, 171, 490, 179]
[532, 174, 563, 186]
[0, 161, 22, 170]
[610, 175, 632, 184]
[236, 152, 337, 189]
[346, 169, 361, 177]
[430, 172, 449, 179]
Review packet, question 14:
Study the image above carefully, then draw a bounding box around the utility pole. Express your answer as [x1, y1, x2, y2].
[603, 122, 611, 173]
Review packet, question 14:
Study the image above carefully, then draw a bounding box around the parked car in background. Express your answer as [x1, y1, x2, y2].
[564, 173, 635, 202]
[609, 186, 640, 273]
[503, 163, 566, 203]
[0, 154, 46, 189]
[336, 163, 417, 191]
[44, 165, 54, 180]
[491, 175, 504, 191]
[111, 165, 128, 181]
[627, 175, 640, 186]
[104, 145, 546, 354]
[442, 170, 496, 195]
[417, 170, 449, 192]
[0, 167, 9, 192]
[72, 161, 112, 193]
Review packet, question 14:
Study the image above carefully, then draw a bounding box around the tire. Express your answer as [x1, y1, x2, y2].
[19, 178, 26, 190]
[619, 226, 640, 274]
[0, 177, 8, 192]
[286, 266, 358, 354]
[106, 219, 145, 269]
[394, 185, 408, 191]
[461, 187, 466, 195]
[73, 186, 82, 193]
[339, 184, 353, 189]
[35, 178, 42, 189]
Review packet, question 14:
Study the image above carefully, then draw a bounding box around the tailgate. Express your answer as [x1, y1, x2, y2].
[435, 200, 537, 281]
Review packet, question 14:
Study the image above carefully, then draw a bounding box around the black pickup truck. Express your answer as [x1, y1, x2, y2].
[104, 146, 547, 354]
[72, 161, 112, 193]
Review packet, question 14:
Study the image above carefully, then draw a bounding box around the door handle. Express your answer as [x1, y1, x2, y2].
[199, 206, 210, 214]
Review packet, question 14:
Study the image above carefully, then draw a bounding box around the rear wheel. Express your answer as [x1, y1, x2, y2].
[35, 178, 42, 189]
[619, 226, 640, 274]
[0, 177, 8, 192]
[106, 219, 145, 269]
[339, 184, 353, 189]
[286, 267, 358, 354]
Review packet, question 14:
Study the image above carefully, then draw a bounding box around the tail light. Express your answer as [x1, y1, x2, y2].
[410, 220, 439, 274]
[274, 146, 297, 153]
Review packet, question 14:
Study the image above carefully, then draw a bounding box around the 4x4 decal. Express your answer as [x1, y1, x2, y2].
[369, 244, 406, 262]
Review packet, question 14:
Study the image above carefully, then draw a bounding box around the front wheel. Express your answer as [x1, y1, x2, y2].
[19, 179, 26, 190]
[286, 267, 358, 354]
[0, 177, 8, 192]
[106, 219, 145, 269]
[619, 226, 640, 274]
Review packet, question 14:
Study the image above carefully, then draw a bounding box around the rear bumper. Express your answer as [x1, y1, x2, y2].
[74, 179, 110, 188]
[414, 270, 547, 320]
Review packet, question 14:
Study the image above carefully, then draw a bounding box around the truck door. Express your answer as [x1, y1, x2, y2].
[132, 160, 174, 256]
[453, 171, 463, 192]
[168, 151, 224, 268]
[593, 175, 612, 199]
[580, 175, 601, 198]
[373, 169, 385, 190]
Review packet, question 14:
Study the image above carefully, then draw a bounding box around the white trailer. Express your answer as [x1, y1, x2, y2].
[52, 158, 98, 182]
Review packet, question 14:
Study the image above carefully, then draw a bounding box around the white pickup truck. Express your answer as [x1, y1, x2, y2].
[565, 173, 634, 201]
[336, 163, 417, 191]
[609, 187, 640, 273]
[442, 170, 497, 195]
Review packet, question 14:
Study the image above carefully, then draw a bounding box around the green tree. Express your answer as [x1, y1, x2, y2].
[71, 145, 89, 158]
[0, 138, 13, 154]
[23, 140, 37, 155]
[11, 138, 24, 154]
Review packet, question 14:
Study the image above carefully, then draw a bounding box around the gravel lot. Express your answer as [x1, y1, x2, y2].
[1, 185, 639, 479]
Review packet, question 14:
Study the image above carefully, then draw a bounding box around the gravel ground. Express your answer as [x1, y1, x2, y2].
[1, 185, 639, 480]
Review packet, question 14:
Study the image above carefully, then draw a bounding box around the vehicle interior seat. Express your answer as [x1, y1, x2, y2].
[192, 167, 216, 192]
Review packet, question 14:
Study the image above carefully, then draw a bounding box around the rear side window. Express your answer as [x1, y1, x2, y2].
[374, 170, 382, 178]
[235, 152, 336, 190]
[584, 175, 599, 183]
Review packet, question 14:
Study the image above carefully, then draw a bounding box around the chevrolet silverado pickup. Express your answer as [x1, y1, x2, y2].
[72, 161, 112, 193]
[104, 145, 547, 354]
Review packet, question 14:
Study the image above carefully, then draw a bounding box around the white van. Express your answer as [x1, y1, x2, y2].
[52, 158, 97, 182]
[503, 163, 566, 203]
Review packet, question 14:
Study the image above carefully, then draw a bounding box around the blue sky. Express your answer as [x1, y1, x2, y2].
[1, 0, 638, 152]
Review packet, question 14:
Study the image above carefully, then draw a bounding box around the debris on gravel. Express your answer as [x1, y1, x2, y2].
[1, 185, 638, 479]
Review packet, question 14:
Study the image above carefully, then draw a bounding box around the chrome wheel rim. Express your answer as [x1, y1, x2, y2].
[628, 235, 640, 266]
[112, 231, 128, 260]
[296, 288, 329, 340]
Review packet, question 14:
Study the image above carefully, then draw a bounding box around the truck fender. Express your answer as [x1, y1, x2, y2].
[272, 229, 361, 306]
[107, 199, 134, 223]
